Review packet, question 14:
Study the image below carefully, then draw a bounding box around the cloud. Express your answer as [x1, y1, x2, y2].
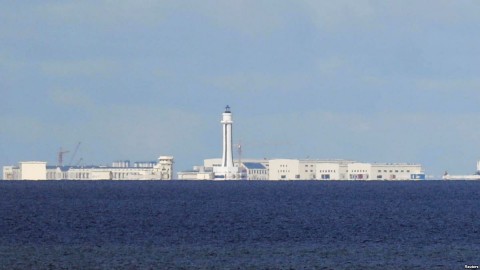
[416, 78, 480, 93]
[302, 0, 375, 30]
[49, 88, 95, 109]
[78, 104, 215, 167]
[37, 1, 175, 26]
[209, 72, 297, 95]
[0, 115, 47, 142]
[0, 52, 30, 82]
[4, 1, 479, 41]
[316, 56, 348, 77]
[236, 109, 480, 174]
[186, 0, 290, 36]
[382, 0, 480, 25]
[40, 59, 119, 77]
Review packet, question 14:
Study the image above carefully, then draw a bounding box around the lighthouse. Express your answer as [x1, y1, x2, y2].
[214, 105, 240, 180]
[221, 105, 234, 167]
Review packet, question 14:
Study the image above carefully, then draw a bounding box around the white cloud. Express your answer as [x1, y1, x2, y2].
[186, 0, 290, 36]
[236, 109, 480, 173]
[0, 115, 47, 142]
[209, 72, 292, 94]
[302, 0, 375, 31]
[4, 1, 478, 39]
[40, 59, 119, 77]
[316, 56, 348, 76]
[38, 1, 176, 26]
[49, 88, 95, 109]
[417, 78, 480, 93]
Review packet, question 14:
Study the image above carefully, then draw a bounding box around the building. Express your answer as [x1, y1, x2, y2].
[3, 161, 47, 180]
[370, 163, 425, 180]
[443, 160, 480, 180]
[177, 166, 214, 180]
[268, 159, 424, 180]
[176, 106, 426, 181]
[179, 158, 424, 180]
[178, 158, 268, 180]
[315, 162, 348, 180]
[269, 159, 299, 180]
[3, 156, 174, 180]
[243, 162, 268, 180]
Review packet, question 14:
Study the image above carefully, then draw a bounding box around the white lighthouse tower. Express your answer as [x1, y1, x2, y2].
[214, 105, 240, 180]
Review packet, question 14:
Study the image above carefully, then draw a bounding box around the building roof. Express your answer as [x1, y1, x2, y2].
[243, 162, 266, 170]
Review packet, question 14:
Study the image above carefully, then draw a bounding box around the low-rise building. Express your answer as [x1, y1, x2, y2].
[3, 162, 47, 180]
[243, 162, 268, 180]
[3, 156, 174, 180]
[267, 159, 424, 181]
[370, 163, 425, 180]
[177, 166, 214, 180]
[178, 158, 425, 181]
[268, 159, 300, 180]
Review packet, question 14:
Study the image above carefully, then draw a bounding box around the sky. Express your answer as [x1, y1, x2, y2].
[1, 1, 480, 177]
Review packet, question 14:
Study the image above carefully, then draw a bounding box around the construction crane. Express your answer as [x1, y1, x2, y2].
[57, 147, 69, 167]
[75, 158, 84, 167]
[237, 141, 242, 167]
[236, 140, 247, 179]
[68, 142, 82, 166]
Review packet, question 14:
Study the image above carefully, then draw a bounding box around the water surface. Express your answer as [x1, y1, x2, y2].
[1, 181, 479, 269]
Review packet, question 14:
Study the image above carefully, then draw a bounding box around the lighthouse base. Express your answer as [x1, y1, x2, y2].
[213, 166, 242, 180]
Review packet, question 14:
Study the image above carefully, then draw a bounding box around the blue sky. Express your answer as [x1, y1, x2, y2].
[1, 1, 480, 176]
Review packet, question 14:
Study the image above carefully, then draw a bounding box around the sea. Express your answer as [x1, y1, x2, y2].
[1, 180, 479, 269]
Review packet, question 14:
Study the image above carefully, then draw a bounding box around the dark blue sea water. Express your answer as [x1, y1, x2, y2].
[1, 181, 479, 269]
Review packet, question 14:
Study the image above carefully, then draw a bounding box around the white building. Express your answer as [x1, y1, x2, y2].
[269, 159, 300, 180]
[267, 159, 424, 180]
[3, 156, 174, 180]
[177, 166, 214, 180]
[370, 163, 425, 180]
[180, 157, 424, 181]
[243, 162, 268, 180]
[176, 106, 426, 181]
[3, 161, 47, 180]
[316, 162, 348, 180]
[178, 158, 268, 180]
[443, 160, 480, 180]
[347, 162, 371, 180]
